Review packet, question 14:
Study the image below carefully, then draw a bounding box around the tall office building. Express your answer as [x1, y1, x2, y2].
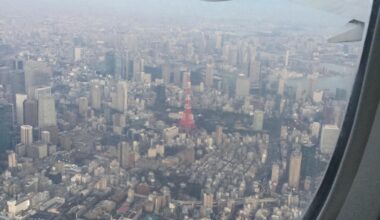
[24, 60, 52, 96]
[38, 95, 57, 128]
[205, 63, 214, 88]
[253, 110, 264, 131]
[119, 141, 130, 168]
[307, 75, 316, 98]
[310, 122, 321, 138]
[133, 58, 144, 82]
[8, 151, 17, 168]
[320, 125, 340, 154]
[288, 150, 302, 189]
[104, 51, 116, 75]
[181, 71, 191, 89]
[116, 81, 128, 113]
[0, 102, 14, 153]
[34, 86, 51, 100]
[215, 125, 223, 146]
[10, 58, 25, 93]
[78, 97, 88, 116]
[74, 47, 83, 62]
[41, 130, 50, 144]
[20, 125, 33, 146]
[235, 74, 250, 98]
[23, 99, 38, 127]
[271, 163, 280, 184]
[249, 60, 261, 89]
[90, 81, 102, 110]
[15, 94, 27, 125]
[285, 50, 290, 67]
[162, 64, 171, 84]
[278, 79, 286, 96]
[301, 143, 316, 178]
[202, 192, 214, 209]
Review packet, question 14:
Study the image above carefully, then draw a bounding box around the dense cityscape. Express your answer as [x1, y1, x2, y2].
[0, 1, 363, 219]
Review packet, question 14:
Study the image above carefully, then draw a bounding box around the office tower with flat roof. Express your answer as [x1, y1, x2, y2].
[133, 58, 144, 82]
[249, 59, 261, 89]
[119, 141, 130, 169]
[301, 143, 316, 178]
[23, 99, 38, 127]
[74, 47, 83, 62]
[320, 125, 340, 154]
[253, 110, 264, 131]
[90, 81, 102, 110]
[15, 93, 27, 125]
[0, 102, 14, 153]
[288, 150, 302, 189]
[235, 74, 250, 98]
[24, 60, 52, 96]
[215, 125, 223, 146]
[11, 58, 25, 93]
[78, 97, 88, 116]
[278, 79, 286, 96]
[34, 86, 51, 100]
[8, 151, 17, 168]
[205, 63, 214, 88]
[20, 125, 33, 146]
[41, 130, 50, 144]
[116, 81, 128, 113]
[38, 95, 57, 128]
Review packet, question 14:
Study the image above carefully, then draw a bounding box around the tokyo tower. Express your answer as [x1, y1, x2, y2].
[179, 78, 196, 130]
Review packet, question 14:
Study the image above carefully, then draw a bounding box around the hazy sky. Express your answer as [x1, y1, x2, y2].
[0, 0, 372, 28]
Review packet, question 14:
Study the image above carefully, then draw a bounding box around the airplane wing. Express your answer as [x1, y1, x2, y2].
[291, 0, 372, 42]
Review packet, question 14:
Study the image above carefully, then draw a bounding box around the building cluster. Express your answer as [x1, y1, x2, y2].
[0, 11, 361, 220]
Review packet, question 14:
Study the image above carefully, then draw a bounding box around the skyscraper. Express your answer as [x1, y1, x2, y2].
[202, 192, 214, 209]
[288, 150, 302, 189]
[23, 99, 38, 127]
[271, 163, 280, 185]
[253, 110, 264, 131]
[278, 79, 286, 96]
[15, 94, 27, 125]
[78, 97, 88, 116]
[74, 47, 83, 62]
[24, 60, 52, 96]
[10, 58, 25, 94]
[105, 51, 116, 75]
[301, 143, 316, 178]
[235, 74, 250, 98]
[34, 86, 51, 100]
[215, 125, 223, 146]
[119, 142, 130, 169]
[8, 151, 17, 168]
[41, 130, 50, 144]
[205, 63, 214, 88]
[249, 60, 261, 89]
[320, 125, 340, 154]
[38, 95, 57, 128]
[116, 81, 128, 113]
[0, 102, 14, 153]
[20, 125, 33, 146]
[90, 80, 102, 110]
[133, 58, 144, 82]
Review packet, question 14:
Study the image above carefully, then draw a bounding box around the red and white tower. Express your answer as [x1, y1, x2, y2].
[179, 78, 196, 130]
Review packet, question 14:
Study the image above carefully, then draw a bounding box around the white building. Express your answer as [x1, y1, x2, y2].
[235, 74, 250, 98]
[20, 125, 33, 146]
[38, 95, 57, 128]
[320, 125, 340, 154]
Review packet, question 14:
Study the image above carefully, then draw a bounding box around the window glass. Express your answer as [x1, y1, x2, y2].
[0, 0, 372, 219]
